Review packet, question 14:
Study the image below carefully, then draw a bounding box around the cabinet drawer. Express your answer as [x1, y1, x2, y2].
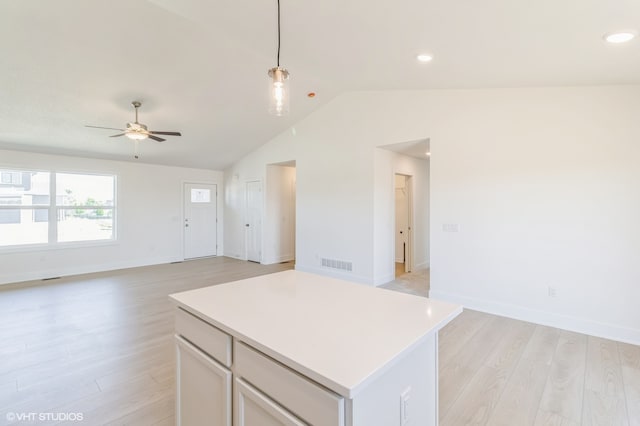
[175, 308, 232, 367]
[234, 341, 344, 426]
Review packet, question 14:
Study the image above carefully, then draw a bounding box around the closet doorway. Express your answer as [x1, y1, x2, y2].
[395, 173, 413, 276]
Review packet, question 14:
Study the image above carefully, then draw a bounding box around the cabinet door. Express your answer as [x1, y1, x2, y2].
[235, 378, 307, 426]
[176, 335, 232, 426]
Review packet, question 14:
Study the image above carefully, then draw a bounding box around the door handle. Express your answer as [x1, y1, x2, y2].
[245, 224, 250, 227]
[185, 224, 189, 227]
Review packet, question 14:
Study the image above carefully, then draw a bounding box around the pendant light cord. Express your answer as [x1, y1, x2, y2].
[277, 0, 281, 67]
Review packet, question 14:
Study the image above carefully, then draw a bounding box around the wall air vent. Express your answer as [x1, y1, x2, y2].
[321, 258, 353, 272]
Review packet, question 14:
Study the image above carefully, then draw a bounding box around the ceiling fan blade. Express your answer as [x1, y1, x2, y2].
[109, 133, 126, 138]
[149, 131, 182, 136]
[148, 135, 166, 142]
[85, 125, 125, 131]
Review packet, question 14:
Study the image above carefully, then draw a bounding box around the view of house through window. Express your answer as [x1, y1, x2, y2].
[0, 169, 115, 247]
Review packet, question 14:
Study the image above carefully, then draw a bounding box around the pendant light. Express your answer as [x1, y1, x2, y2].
[268, 0, 289, 116]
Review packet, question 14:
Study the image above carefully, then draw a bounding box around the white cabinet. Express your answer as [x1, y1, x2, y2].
[176, 335, 232, 426]
[234, 378, 306, 426]
[171, 271, 462, 426]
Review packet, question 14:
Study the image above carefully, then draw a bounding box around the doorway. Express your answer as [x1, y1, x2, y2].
[245, 180, 262, 263]
[183, 182, 217, 259]
[395, 174, 413, 276]
[265, 162, 296, 264]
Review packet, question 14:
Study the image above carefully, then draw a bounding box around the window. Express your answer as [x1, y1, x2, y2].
[191, 188, 211, 203]
[1, 171, 23, 185]
[0, 169, 116, 247]
[56, 173, 115, 243]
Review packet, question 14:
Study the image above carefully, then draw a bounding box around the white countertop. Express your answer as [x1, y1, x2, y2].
[169, 270, 462, 398]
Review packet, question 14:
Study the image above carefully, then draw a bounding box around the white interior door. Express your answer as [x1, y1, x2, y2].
[245, 181, 262, 263]
[395, 187, 408, 263]
[184, 183, 217, 259]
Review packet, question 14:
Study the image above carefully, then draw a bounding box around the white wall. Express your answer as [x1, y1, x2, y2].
[264, 165, 296, 264]
[224, 85, 640, 344]
[225, 98, 377, 283]
[0, 149, 223, 285]
[223, 135, 297, 260]
[426, 87, 640, 345]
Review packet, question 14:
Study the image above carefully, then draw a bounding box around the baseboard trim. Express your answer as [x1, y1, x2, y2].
[373, 273, 396, 286]
[0, 258, 182, 286]
[428, 289, 640, 346]
[262, 254, 295, 265]
[414, 261, 430, 271]
[0, 257, 180, 286]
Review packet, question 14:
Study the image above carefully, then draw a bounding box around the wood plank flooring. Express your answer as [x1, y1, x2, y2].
[0, 257, 293, 425]
[0, 258, 638, 425]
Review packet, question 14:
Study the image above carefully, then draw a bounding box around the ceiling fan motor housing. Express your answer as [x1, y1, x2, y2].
[127, 122, 148, 132]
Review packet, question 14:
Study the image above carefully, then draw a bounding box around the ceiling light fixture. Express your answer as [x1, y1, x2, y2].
[603, 30, 637, 43]
[417, 54, 433, 63]
[268, 0, 290, 116]
[125, 102, 149, 141]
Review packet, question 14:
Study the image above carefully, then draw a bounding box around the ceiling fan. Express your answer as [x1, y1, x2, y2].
[86, 101, 181, 158]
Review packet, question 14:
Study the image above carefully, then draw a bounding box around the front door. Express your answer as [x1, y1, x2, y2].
[184, 183, 217, 259]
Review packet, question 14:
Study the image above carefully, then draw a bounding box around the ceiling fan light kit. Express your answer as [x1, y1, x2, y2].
[86, 101, 182, 159]
[268, 0, 290, 116]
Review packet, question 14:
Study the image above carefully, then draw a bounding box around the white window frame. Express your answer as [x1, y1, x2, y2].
[0, 168, 117, 251]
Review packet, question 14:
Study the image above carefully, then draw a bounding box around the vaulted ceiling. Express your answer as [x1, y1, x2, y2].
[1, 0, 639, 169]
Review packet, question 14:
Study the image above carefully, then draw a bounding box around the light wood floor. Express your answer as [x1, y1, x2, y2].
[0, 258, 638, 425]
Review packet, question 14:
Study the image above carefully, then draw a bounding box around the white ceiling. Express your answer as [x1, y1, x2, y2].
[1, 0, 639, 169]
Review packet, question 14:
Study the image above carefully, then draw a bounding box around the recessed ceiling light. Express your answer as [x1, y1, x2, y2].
[425, 152, 431, 156]
[417, 54, 433, 63]
[603, 30, 637, 43]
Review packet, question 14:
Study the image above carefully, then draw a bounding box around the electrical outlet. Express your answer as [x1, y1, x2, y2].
[548, 286, 557, 298]
[400, 387, 411, 425]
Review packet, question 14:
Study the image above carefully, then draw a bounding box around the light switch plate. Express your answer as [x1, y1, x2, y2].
[442, 223, 460, 233]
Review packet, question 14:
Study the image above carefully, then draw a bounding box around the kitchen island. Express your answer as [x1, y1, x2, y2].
[169, 270, 462, 426]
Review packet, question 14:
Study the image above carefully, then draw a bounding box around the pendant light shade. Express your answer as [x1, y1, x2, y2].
[268, 67, 289, 116]
[268, 0, 289, 116]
